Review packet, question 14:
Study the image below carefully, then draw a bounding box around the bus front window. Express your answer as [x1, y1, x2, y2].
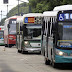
[23, 24, 42, 40]
[9, 19, 16, 35]
[57, 22, 72, 48]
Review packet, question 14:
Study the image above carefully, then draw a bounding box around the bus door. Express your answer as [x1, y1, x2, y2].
[16, 22, 23, 51]
[48, 17, 56, 61]
[17, 31, 23, 50]
[42, 17, 48, 57]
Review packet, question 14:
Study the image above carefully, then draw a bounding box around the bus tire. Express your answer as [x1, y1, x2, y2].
[45, 57, 50, 65]
[18, 50, 21, 53]
[8, 45, 12, 48]
[5, 44, 8, 47]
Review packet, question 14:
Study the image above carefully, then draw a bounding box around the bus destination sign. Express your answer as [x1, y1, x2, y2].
[58, 13, 72, 21]
[24, 17, 35, 23]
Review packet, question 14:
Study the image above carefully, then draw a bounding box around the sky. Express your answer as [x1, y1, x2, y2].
[0, 0, 29, 21]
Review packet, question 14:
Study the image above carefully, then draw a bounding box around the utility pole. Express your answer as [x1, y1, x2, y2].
[28, 0, 31, 13]
[3, 0, 9, 18]
[7, 5, 8, 18]
[17, 0, 27, 15]
[18, 0, 19, 15]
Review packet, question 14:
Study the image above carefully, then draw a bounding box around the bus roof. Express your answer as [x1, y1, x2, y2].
[43, 11, 58, 17]
[53, 5, 72, 11]
[23, 13, 43, 17]
[16, 16, 23, 23]
[5, 16, 21, 21]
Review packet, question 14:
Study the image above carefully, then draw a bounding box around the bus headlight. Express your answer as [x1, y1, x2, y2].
[55, 49, 68, 56]
[24, 41, 29, 45]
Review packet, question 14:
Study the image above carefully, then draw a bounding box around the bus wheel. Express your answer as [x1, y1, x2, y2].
[8, 45, 12, 48]
[18, 50, 21, 53]
[45, 57, 50, 65]
[5, 44, 8, 47]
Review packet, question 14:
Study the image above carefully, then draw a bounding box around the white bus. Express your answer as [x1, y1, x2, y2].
[16, 13, 43, 53]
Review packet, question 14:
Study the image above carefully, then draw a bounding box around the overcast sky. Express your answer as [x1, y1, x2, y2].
[0, 0, 29, 21]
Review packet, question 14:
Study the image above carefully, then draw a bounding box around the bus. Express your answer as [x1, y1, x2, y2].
[4, 16, 21, 48]
[0, 26, 4, 45]
[41, 5, 72, 67]
[16, 13, 43, 53]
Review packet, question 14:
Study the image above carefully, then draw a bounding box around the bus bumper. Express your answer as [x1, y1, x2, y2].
[0, 43, 5, 46]
[55, 55, 72, 63]
[24, 48, 41, 53]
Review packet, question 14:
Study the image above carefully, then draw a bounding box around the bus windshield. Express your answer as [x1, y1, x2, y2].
[9, 19, 16, 35]
[23, 24, 42, 40]
[0, 31, 4, 39]
[57, 22, 72, 47]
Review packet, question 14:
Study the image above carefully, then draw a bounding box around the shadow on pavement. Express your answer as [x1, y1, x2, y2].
[55, 63, 72, 70]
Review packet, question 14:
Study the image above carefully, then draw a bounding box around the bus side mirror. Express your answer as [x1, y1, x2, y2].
[7, 24, 10, 28]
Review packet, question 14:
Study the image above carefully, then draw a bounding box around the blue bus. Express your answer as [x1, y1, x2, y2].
[41, 5, 72, 67]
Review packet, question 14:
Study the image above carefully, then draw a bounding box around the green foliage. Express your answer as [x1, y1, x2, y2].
[8, 2, 29, 17]
[0, 18, 6, 25]
[29, 0, 72, 13]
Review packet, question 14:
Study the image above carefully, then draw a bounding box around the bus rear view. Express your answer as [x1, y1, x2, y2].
[4, 16, 21, 48]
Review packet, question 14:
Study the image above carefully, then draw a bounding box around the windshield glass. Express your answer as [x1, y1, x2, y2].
[9, 19, 16, 34]
[57, 22, 72, 48]
[0, 31, 4, 39]
[23, 24, 42, 40]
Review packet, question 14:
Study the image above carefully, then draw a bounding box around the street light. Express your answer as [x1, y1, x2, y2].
[7, 5, 8, 18]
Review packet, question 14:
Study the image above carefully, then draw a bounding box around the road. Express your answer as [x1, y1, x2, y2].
[0, 46, 72, 72]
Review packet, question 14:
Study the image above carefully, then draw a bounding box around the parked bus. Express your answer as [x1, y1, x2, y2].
[4, 16, 21, 47]
[16, 13, 43, 53]
[0, 26, 4, 45]
[41, 5, 72, 67]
